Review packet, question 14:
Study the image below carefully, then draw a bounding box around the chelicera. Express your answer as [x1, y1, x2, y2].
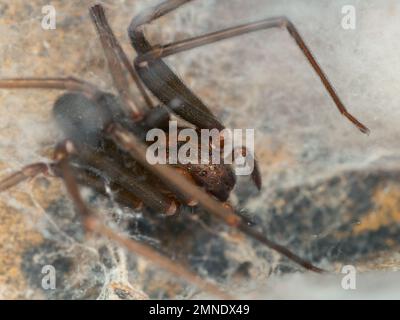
[0, 0, 368, 298]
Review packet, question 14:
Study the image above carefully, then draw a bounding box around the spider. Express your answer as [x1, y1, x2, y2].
[0, 0, 368, 299]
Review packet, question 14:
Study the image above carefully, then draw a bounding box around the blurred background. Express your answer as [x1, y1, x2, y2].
[1, 0, 400, 299]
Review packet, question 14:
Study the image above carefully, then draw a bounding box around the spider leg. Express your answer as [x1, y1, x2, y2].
[89, 5, 154, 110]
[70, 138, 200, 212]
[71, 147, 179, 215]
[126, 1, 223, 131]
[130, 0, 369, 134]
[54, 140, 232, 299]
[0, 77, 98, 98]
[61, 163, 200, 219]
[129, 0, 192, 30]
[52, 164, 144, 211]
[0, 162, 50, 192]
[107, 123, 325, 273]
[90, 6, 150, 120]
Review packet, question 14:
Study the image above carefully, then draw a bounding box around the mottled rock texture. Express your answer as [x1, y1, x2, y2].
[0, 0, 400, 299]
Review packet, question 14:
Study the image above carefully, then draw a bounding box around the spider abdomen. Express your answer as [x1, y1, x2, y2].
[53, 92, 115, 147]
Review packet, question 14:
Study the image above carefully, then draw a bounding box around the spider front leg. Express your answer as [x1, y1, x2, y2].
[129, 0, 369, 134]
[127, 2, 223, 131]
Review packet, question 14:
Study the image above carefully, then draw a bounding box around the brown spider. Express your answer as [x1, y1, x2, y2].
[0, 0, 368, 299]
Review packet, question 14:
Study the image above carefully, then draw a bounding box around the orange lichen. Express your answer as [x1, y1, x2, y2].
[353, 184, 400, 235]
